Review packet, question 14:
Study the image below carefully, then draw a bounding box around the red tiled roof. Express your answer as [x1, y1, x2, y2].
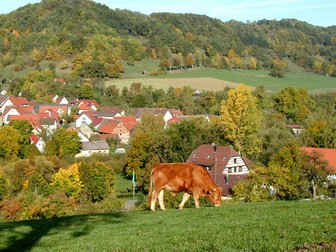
[9, 97, 30, 106]
[114, 116, 137, 131]
[167, 116, 181, 123]
[301, 147, 336, 174]
[96, 119, 122, 134]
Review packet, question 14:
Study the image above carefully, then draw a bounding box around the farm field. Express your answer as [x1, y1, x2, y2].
[1, 199, 335, 251]
[106, 68, 336, 93]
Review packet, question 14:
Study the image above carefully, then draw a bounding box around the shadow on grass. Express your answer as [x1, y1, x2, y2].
[0, 212, 126, 252]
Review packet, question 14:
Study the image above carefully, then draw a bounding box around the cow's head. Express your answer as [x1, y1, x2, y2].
[206, 187, 222, 207]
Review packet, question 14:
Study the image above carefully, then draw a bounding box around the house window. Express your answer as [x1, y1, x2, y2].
[239, 167, 242, 172]
[224, 174, 229, 184]
[234, 158, 237, 164]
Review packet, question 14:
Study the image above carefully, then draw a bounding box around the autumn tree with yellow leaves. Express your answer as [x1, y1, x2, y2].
[220, 84, 262, 157]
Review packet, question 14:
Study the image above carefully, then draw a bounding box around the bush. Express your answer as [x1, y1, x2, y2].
[51, 163, 83, 198]
[0, 170, 9, 201]
[79, 161, 116, 202]
[0, 191, 77, 221]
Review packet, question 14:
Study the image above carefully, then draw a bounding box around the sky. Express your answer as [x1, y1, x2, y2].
[0, 0, 335, 27]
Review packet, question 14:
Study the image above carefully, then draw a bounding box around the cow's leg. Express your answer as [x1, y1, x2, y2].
[193, 193, 201, 208]
[158, 190, 166, 210]
[150, 189, 159, 211]
[179, 192, 191, 209]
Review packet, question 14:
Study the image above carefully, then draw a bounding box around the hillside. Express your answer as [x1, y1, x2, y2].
[0, 0, 335, 84]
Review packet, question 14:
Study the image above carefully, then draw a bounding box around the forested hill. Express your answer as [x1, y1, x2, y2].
[0, 0, 335, 78]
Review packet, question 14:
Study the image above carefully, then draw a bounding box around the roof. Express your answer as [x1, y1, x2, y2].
[301, 147, 336, 174]
[96, 119, 123, 134]
[133, 108, 184, 119]
[114, 116, 137, 131]
[78, 99, 99, 111]
[9, 96, 30, 106]
[81, 141, 110, 151]
[187, 144, 252, 173]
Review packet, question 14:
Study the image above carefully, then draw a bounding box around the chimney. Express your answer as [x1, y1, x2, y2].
[211, 142, 217, 152]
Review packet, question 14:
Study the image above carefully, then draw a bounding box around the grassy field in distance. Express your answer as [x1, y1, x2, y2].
[106, 68, 336, 93]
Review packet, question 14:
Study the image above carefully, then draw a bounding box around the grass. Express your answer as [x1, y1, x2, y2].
[0, 199, 335, 251]
[106, 68, 336, 93]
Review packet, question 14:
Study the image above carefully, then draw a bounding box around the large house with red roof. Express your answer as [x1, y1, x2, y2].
[187, 144, 252, 197]
[301, 147, 336, 182]
[96, 119, 131, 143]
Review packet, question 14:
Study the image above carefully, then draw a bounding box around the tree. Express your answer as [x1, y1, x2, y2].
[8, 120, 36, 158]
[270, 56, 288, 78]
[79, 82, 95, 99]
[45, 128, 81, 158]
[220, 84, 262, 156]
[300, 151, 329, 199]
[51, 163, 83, 198]
[274, 87, 310, 123]
[79, 161, 115, 202]
[0, 126, 23, 161]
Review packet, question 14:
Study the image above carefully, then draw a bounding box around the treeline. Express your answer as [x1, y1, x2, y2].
[0, 0, 335, 80]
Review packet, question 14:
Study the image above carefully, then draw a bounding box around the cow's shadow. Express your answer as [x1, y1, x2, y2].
[0, 212, 126, 252]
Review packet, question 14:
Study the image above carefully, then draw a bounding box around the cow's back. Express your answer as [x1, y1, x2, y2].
[151, 163, 215, 192]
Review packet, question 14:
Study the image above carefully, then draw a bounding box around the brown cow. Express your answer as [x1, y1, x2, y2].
[148, 163, 222, 211]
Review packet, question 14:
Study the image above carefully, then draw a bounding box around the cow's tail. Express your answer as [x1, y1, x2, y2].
[146, 168, 155, 209]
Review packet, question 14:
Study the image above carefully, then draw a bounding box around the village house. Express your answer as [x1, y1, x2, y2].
[95, 118, 131, 144]
[186, 144, 252, 197]
[286, 124, 303, 136]
[78, 99, 99, 113]
[133, 108, 184, 122]
[75, 111, 99, 127]
[30, 134, 45, 153]
[75, 140, 110, 158]
[2, 105, 35, 124]
[0, 96, 31, 114]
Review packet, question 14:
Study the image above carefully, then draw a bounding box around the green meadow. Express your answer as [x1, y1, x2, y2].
[106, 67, 336, 93]
[1, 199, 335, 251]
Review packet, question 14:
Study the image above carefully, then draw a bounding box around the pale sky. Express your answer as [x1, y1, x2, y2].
[0, 0, 335, 27]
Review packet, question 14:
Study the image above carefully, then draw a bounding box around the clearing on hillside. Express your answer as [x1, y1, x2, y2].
[105, 77, 251, 92]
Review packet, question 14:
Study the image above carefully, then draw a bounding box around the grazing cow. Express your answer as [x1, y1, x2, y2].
[148, 163, 222, 211]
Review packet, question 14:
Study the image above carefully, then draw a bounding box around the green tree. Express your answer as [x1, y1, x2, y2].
[274, 87, 310, 123]
[79, 161, 115, 202]
[79, 82, 95, 99]
[220, 84, 262, 156]
[270, 56, 288, 78]
[45, 128, 81, 158]
[8, 120, 34, 158]
[0, 126, 23, 161]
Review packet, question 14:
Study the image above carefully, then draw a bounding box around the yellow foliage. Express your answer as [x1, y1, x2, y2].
[51, 163, 83, 198]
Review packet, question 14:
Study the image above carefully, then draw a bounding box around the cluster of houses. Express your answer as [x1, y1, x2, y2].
[0, 95, 188, 157]
[1, 94, 335, 197]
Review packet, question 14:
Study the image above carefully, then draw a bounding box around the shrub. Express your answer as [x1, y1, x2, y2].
[0, 191, 77, 221]
[0, 170, 9, 201]
[51, 163, 83, 198]
[24, 172, 52, 197]
[79, 161, 116, 202]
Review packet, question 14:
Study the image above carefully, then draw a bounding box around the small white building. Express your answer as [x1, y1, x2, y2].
[75, 140, 110, 158]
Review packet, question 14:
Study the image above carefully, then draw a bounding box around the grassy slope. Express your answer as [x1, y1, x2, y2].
[107, 67, 336, 93]
[1, 199, 335, 251]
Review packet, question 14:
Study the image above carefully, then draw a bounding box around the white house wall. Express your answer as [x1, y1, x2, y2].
[223, 156, 249, 174]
